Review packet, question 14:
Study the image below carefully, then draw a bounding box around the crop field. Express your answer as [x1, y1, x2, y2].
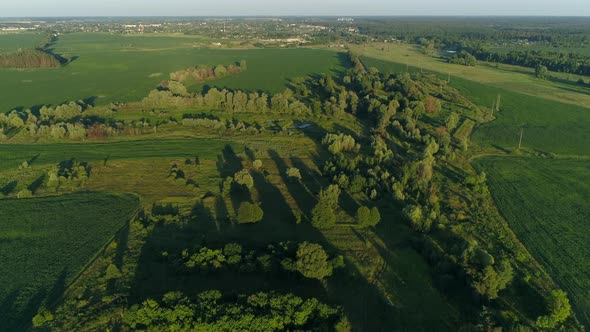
[0, 32, 44, 54]
[0, 192, 139, 330]
[0, 33, 347, 111]
[0, 138, 242, 170]
[474, 156, 590, 326]
[361, 56, 590, 155]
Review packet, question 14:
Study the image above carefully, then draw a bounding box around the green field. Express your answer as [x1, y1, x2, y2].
[0, 32, 44, 54]
[474, 157, 590, 326]
[0, 138, 242, 170]
[0, 33, 346, 111]
[361, 56, 590, 155]
[0, 192, 139, 330]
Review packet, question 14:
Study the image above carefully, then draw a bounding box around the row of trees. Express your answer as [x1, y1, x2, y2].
[123, 290, 348, 331]
[0, 49, 60, 68]
[180, 241, 343, 281]
[471, 48, 590, 76]
[170, 60, 247, 82]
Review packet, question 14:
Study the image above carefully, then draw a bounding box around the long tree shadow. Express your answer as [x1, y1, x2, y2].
[216, 144, 243, 179]
[269, 150, 317, 218]
[1, 180, 17, 195]
[0, 268, 68, 331]
[127, 150, 403, 331]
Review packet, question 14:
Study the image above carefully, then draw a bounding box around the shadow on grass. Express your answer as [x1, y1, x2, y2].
[1, 180, 17, 195]
[128, 168, 395, 331]
[0, 269, 68, 331]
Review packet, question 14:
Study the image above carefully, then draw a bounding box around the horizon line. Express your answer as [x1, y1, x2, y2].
[2, 15, 590, 19]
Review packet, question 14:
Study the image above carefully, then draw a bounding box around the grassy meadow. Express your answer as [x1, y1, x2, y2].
[0, 192, 139, 330]
[0, 33, 347, 111]
[474, 157, 590, 326]
[0, 138, 241, 170]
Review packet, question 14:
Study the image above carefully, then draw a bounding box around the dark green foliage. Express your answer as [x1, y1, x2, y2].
[471, 260, 513, 300]
[295, 242, 334, 280]
[535, 64, 549, 79]
[449, 51, 477, 66]
[356, 206, 381, 228]
[124, 290, 342, 331]
[170, 61, 246, 82]
[0, 49, 60, 68]
[536, 290, 572, 329]
[311, 185, 341, 229]
[237, 202, 264, 224]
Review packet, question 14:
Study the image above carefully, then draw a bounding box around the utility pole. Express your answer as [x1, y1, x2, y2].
[496, 94, 502, 112]
[518, 127, 524, 150]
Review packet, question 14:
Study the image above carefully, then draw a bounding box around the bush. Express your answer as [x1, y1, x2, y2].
[296, 242, 333, 280]
[234, 169, 254, 190]
[237, 202, 264, 224]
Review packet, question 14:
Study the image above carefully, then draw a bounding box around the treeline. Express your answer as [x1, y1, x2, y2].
[0, 33, 68, 68]
[122, 291, 347, 332]
[459, 46, 590, 75]
[354, 17, 590, 48]
[0, 49, 61, 68]
[170, 60, 247, 82]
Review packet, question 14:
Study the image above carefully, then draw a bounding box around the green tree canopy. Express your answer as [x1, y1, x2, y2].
[237, 202, 264, 224]
[295, 242, 333, 280]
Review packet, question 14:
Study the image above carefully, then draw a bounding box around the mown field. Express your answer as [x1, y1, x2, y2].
[474, 157, 590, 326]
[0, 138, 241, 170]
[0, 32, 44, 54]
[361, 56, 590, 155]
[0, 192, 139, 330]
[0, 32, 347, 110]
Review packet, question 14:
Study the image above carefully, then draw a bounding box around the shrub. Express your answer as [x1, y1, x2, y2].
[237, 202, 264, 224]
[234, 169, 254, 190]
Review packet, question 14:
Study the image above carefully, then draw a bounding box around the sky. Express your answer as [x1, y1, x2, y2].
[1, 0, 589, 17]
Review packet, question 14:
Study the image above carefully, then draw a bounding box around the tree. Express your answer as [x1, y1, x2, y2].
[295, 242, 333, 280]
[311, 201, 337, 229]
[356, 206, 381, 228]
[535, 64, 548, 79]
[286, 167, 302, 181]
[446, 112, 459, 131]
[252, 159, 263, 170]
[472, 260, 513, 300]
[237, 202, 264, 224]
[536, 290, 572, 329]
[311, 185, 341, 229]
[234, 169, 254, 190]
